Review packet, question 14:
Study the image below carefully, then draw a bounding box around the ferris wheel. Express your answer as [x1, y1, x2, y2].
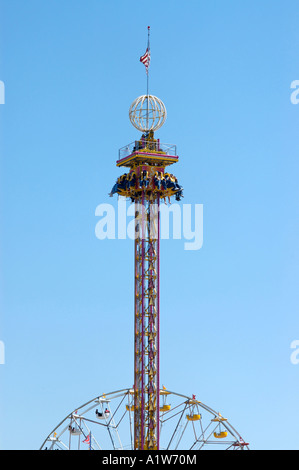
[40, 388, 249, 451]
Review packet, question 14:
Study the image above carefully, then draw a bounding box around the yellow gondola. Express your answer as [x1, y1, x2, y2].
[160, 404, 171, 412]
[214, 431, 228, 439]
[186, 414, 201, 421]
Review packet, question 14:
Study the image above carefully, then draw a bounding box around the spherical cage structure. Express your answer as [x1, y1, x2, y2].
[129, 95, 167, 133]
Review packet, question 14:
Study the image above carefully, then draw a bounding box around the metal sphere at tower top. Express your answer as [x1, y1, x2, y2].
[129, 95, 167, 133]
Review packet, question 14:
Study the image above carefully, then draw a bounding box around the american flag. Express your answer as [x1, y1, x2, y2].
[140, 47, 150, 74]
[83, 432, 92, 450]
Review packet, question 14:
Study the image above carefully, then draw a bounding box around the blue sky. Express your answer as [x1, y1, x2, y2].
[0, 0, 299, 450]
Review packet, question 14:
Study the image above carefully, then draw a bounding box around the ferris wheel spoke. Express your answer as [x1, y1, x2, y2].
[160, 402, 187, 424]
[163, 403, 188, 450]
[173, 420, 189, 450]
[106, 424, 118, 450]
[126, 410, 134, 450]
[55, 439, 70, 451]
[189, 420, 215, 450]
[106, 391, 127, 426]
[195, 432, 215, 450]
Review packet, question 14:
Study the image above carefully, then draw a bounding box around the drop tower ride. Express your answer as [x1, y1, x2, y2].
[109, 27, 183, 450]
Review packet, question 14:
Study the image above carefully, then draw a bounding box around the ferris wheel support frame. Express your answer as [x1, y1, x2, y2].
[40, 388, 250, 451]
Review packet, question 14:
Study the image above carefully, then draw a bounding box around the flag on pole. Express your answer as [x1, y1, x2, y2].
[83, 432, 92, 450]
[140, 48, 150, 74]
[140, 26, 151, 75]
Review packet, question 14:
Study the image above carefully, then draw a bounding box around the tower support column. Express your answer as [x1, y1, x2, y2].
[134, 194, 160, 450]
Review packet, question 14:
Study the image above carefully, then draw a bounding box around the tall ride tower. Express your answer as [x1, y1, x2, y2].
[111, 27, 182, 450]
[110, 94, 182, 449]
[109, 27, 184, 450]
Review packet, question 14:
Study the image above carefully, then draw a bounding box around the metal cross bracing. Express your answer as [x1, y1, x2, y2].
[134, 193, 160, 450]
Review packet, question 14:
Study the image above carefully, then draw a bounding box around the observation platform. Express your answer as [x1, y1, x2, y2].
[117, 138, 179, 168]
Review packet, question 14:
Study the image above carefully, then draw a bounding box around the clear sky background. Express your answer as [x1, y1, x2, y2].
[0, 0, 299, 450]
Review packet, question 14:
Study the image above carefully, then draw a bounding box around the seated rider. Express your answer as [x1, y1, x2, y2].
[140, 170, 149, 188]
[129, 172, 136, 188]
[154, 171, 161, 190]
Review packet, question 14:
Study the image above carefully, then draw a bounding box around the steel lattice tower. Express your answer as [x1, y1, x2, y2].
[109, 26, 183, 451]
[110, 102, 182, 449]
[134, 192, 160, 450]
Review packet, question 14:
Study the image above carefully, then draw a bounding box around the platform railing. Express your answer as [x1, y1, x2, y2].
[119, 141, 177, 160]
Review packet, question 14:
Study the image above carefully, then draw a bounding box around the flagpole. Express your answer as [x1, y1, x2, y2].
[146, 26, 150, 132]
